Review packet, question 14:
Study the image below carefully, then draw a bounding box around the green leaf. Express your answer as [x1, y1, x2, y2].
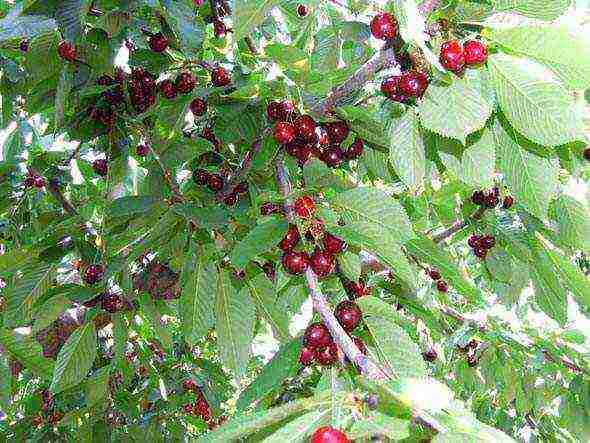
[55, 67, 71, 128]
[491, 0, 571, 21]
[405, 235, 481, 303]
[230, 218, 288, 269]
[387, 108, 425, 192]
[233, 0, 280, 42]
[489, 26, 590, 90]
[0, 328, 54, 380]
[108, 196, 158, 218]
[236, 339, 301, 411]
[364, 316, 426, 378]
[50, 322, 97, 394]
[180, 247, 217, 345]
[85, 367, 110, 407]
[433, 433, 487, 443]
[330, 187, 414, 243]
[216, 270, 255, 379]
[160, 0, 203, 56]
[348, 412, 410, 440]
[419, 69, 495, 144]
[245, 274, 290, 342]
[4, 261, 56, 327]
[549, 196, 590, 252]
[492, 119, 558, 220]
[337, 251, 361, 282]
[55, 0, 86, 40]
[488, 53, 584, 147]
[32, 295, 71, 333]
[530, 246, 567, 326]
[262, 408, 331, 442]
[139, 294, 173, 351]
[0, 14, 56, 41]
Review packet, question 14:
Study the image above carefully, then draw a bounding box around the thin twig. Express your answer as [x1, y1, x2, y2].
[217, 135, 265, 199]
[431, 206, 486, 244]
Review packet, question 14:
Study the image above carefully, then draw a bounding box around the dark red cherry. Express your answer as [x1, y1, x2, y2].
[303, 322, 332, 349]
[159, 79, 177, 99]
[299, 346, 314, 366]
[314, 342, 338, 366]
[223, 193, 238, 206]
[294, 195, 315, 218]
[136, 144, 149, 157]
[295, 115, 317, 141]
[310, 248, 335, 278]
[279, 225, 301, 251]
[440, 40, 465, 73]
[463, 40, 488, 66]
[278, 100, 296, 120]
[213, 19, 227, 38]
[33, 176, 45, 188]
[502, 196, 514, 209]
[344, 280, 368, 299]
[274, 121, 296, 145]
[206, 173, 224, 192]
[484, 192, 499, 208]
[325, 121, 349, 144]
[190, 98, 207, 116]
[422, 348, 438, 362]
[321, 146, 344, 168]
[427, 268, 441, 280]
[148, 32, 169, 53]
[323, 233, 346, 254]
[93, 159, 109, 176]
[260, 202, 281, 216]
[399, 70, 429, 98]
[467, 235, 481, 248]
[83, 264, 105, 285]
[20, 40, 29, 52]
[345, 138, 364, 160]
[266, 101, 282, 121]
[436, 280, 448, 293]
[281, 250, 309, 275]
[471, 190, 485, 206]
[334, 300, 362, 332]
[479, 235, 495, 249]
[584, 147, 590, 161]
[211, 67, 231, 87]
[297, 4, 309, 17]
[193, 169, 210, 186]
[381, 75, 404, 102]
[57, 41, 77, 61]
[176, 71, 196, 94]
[473, 247, 487, 259]
[370, 12, 397, 41]
[101, 292, 125, 313]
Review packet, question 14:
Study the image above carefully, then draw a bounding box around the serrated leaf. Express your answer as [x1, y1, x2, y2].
[492, 0, 571, 21]
[433, 433, 487, 443]
[262, 408, 331, 443]
[459, 127, 496, 188]
[32, 295, 71, 333]
[180, 247, 217, 345]
[236, 340, 301, 411]
[549, 196, 590, 253]
[108, 196, 158, 218]
[489, 26, 590, 90]
[160, 0, 203, 56]
[492, 118, 558, 220]
[0, 328, 54, 379]
[50, 322, 96, 393]
[233, 0, 280, 42]
[330, 188, 414, 243]
[139, 294, 173, 351]
[245, 274, 290, 342]
[488, 53, 584, 147]
[405, 235, 481, 303]
[85, 367, 109, 407]
[364, 316, 426, 378]
[230, 218, 288, 269]
[216, 270, 255, 379]
[387, 108, 425, 192]
[0, 14, 56, 41]
[338, 251, 361, 282]
[530, 245, 567, 325]
[348, 413, 410, 440]
[55, 0, 86, 40]
[419, 70, 494, 144]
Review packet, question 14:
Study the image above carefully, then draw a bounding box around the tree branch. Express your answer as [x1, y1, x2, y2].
[431, 206, 486, 244]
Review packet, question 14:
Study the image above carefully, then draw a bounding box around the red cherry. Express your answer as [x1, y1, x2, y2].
[314, 342, 338, 366]
[310, 248, 335, 278]
[321, 146, 344, 168]
[183, 379, 197, 391]
[83, 264, 105, 285]
[183, 403, 193, 414]
[206, 173, 224, 192]
[345, 138, 364, 160]
[211, 67, 231, 87]
[427, 268, 441, 280]
[274, 121, 296, 145]
[57, 41, 76, 61]
[136, 144, 149, 157]
[399, 71, 429, 98]
[502, 196, 514, 209]
[224, 193, 238, 206]
[193, 169, 210, 185]
[370, 12, 397, 41]
[24, 176, 36, 188]
[436, 280, 448, 293]
[484, 192, 499, 208]
[471, 190, 485, 206]
[296, 145, 314, 166]
[233, 181, 248, 194]
[279, 225, 301, 251]
[467, 355, 478, 367]
[33, 176, 45, 188]
[159, 79, 177, 99]
[422, 349, 438, 362]
[93, 159, 109, 176]
[294, 195, 315, 218]
[479, 235, 495, 249]
[297, 4, 309, 17]
[281, 250, 309, 275]
[299, 346, 314, 366]
[20, 40, 29, 52]
[440, 40, 465, 73]
[467, 235, 481, 248]
[323, 233, 346, 255]
[334, 300, 362, 332]
[584, 147, 590, 161]
[294, 115, 316, 141]
[344, 280, 368, 299]
[278, 100, 296, 120]
[463, 40, 488, 66]
[260, 202, 281, 216]
[213, 19, 227, 38]
[304, 322, 332, 349]
[473, 247, 487, 259]
[310, 426, 350, 443]
[266, 101, 282, 121]
[381, 75, 406, 102]
[148, 32, 169, 53]
[176, 71, 196, 94]
[325, 121, 349, 144]
[101, 292, 125, 313]
[190, 98, 207, 116]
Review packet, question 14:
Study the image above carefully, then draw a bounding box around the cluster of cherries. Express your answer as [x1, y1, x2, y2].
[310, 426, 350, 443]
[182, 379, 213, 423]
[92, 158, 109, 177]
[128, 67, 157, 114]
[426, 268, 449, 293]
[468, 234, 496, 260]
[24, 171, 45, 189]
[269, 101, 364, 167]
[35, 313, 81, 359]
[440, 39, 488, 74]
[299, 300, 364, 368]
[159, 71, 196, 100]
[471, 187, 514, 210]
[133, 260, 182, 301]
[83, 291, 135, 314]
[458, 339, 480, 367]
[193, 168, 248, 206]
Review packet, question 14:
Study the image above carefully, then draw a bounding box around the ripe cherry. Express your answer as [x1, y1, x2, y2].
[295, 115, 316, 141]
[304, 322, 332, 349]
[294, 195, 315, 218]
[502, 195, 514, 209]
[381, 75, 405, 102]
[468, 235, 481, 248]
[310, 426, 350, 443]
[463, 40, 488, 66]
[440, 40, 465, 73]
[299, 346, 315, 366]
[467, 354, 478, 367]
[274, 121, 296, 145]
[33, 176, 45, 188]
[427, 268, 441, 280]
[422, 348, 438, 362]
[176, 71, 196, 94]
[370, 12, 397, 41]
[20, 40, 29, 52]
[471, 190, 485, 206]
[148, 32, 169, 53]
[297, 4, 309, 17]
[296, 145, 314, 165]
[436, 280, 448, 293]
[57, 41, 76, 61]
[211, 67, 231, 87]
[190, 98, 207, 116]
[24, 176, 36, 188]
[278, 100, 296, 119]
[473, 247, 487, 259]
[314, 342, 338, 366]
[101, 292, 125, 313]
[223, 193, 238, 206]
[262, 261, 276, 281]
[159, 79, 177, 99]
[344, 280, 368, 299]
[480, 235, 495, 249]
[484, 193, 499, 208]
[281, 250, 309, 275]
[345, 138, 364, 160]
[183, 403, 193, 414]
[183, 379, 198, 391]
[206, 173, 224, 192]
[584, 147, 590, 161]
[83, 264, 105, 285]
[310, 248, 335, 278]
[260, 202, 281, 216]
[93, 159, 108, 176]
[213, 19, 227, 38]
[334, 300, 362, 332]
[322, 146, 344, 168]
[279, 225, 301, 251]
[323, 233, 346, 254]
[325, 121, 349, 144]
[399, 71, 429, 98]
[136, 144, 149, 157]
[266, 101, 282, 121]
[193, 169, 210, 185]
